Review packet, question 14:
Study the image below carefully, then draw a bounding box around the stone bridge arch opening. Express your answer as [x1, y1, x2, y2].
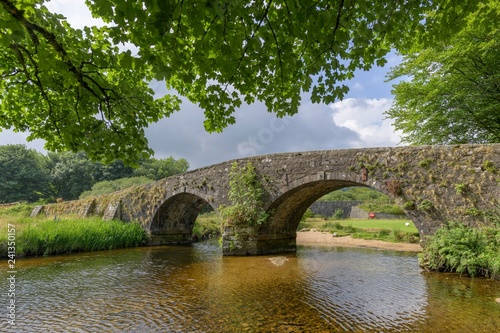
[149, 192, 213, 245]
[264, 179, 408, 235]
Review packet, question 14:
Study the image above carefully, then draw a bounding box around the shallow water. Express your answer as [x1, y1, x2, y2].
[1, 242, 499, 332]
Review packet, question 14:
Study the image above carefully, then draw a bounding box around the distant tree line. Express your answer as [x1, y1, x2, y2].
[0, 144, 189, 203]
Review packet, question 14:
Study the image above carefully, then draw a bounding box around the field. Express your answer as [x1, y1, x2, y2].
[301, 217, 418, 232]
[299, 217, 420, 243]
[193, 213, 420, 244]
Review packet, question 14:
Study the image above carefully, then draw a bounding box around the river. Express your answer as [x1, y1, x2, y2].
[1, 242, 499, 332]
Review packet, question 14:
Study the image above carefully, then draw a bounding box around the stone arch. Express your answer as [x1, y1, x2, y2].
[263, 177, 408, 235]
[264, 180, 362, 234]
[149, 192, 213, 245]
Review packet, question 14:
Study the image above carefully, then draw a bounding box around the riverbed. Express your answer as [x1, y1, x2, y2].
[1, 241, 499, 332]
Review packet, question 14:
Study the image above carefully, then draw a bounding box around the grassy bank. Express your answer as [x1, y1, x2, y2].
[299, 218, 421, 243]
[0, 204, 148, 257]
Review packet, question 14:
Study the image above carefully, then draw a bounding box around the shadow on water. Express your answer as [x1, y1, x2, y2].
[1, 242, 499, 332]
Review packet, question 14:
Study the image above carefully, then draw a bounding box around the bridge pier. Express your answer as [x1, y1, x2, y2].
[221, 226, 296, 255]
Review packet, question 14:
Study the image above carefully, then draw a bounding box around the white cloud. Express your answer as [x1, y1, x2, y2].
[46, 0, 104, 28]
[330, 98, 403, 147]
[146, 82, 360, 169]
[0, 130, 47, 153]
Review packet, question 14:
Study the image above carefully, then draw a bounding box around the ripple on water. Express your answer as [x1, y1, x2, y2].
[1, 244, 499, 333]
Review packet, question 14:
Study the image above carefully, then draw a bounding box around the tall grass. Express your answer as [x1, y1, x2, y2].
[1, 215, 148, 257]
[193, 212, 221, 241]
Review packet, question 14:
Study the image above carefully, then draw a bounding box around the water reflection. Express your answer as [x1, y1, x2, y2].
[297, 246, 427, 332]
[0, 242, 499, 332]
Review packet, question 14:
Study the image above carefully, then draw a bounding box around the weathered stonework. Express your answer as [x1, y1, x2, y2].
[32, 144, 500, 255]
[221, 225, 296, 255]
[103, 200, 121, 220]
[30, 205, 44, 217]
[309, 201, 363, 219]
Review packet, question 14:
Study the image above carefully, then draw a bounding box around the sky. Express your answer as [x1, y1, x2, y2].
[0, 0, 404, 170]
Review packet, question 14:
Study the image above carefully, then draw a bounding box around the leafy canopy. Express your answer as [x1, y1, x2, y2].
[386, 1, 500, 145]
[0, 0, 481, 163]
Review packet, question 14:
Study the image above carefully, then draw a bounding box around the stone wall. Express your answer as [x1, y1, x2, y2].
[349, 206, 406, 220]
[309, 202, 406, 219]
[309, 201, 362, 218]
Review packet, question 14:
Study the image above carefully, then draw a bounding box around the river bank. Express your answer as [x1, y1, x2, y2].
[296, 230, 422, 252]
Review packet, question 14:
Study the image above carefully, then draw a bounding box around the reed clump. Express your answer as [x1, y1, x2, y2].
[1, 213, 148, 257]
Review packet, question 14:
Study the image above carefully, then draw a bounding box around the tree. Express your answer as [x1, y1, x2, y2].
[0, 144, 52, 202]
[47, 151, 97, 200]
[133, 156, 189, 180]
[46, 150, 189, 199]
[386, 1, 500, 145]
[93, 160, 134, 182]
[0, 0, 481, 163]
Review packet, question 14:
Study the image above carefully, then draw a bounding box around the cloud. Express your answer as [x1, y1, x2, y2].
[45, 0, 104, 28]
[330, 98, 402, 147]
[0, 130, 46, 152]
[145, 82, 361, 169]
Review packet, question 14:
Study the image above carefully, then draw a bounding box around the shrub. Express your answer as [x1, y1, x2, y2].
[79, 176, 153, 198]
[301, 208, 314, 222]
[359, 203, 405, 214]
[219, 162, 269, 226]
[331, 208, 345, 220]
[420, 222, 500, 278]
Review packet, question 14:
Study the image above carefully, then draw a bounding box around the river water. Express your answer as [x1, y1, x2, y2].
[1, 242, 499, 332]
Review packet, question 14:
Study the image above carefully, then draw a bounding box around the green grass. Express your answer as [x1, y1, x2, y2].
[193, 212, 221, 240]
[302, 217, 418, 232]
[299, 218, 420, 243]
[0, 204, 148, 257]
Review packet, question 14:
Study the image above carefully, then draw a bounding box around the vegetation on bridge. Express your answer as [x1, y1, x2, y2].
[219, 162, 270, 227]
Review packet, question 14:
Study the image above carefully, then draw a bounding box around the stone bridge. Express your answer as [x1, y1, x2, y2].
[34, 144, 500, 255]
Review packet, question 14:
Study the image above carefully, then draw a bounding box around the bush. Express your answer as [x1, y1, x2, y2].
[420, 222, 500, 278]
[193, 212, 221, 241]
[331, 208, 345, 220]
[359, 203, 405, 215]
[219, 162, 269, 226]
[301, 208, 314, 222]
[80, 176, 153, 198]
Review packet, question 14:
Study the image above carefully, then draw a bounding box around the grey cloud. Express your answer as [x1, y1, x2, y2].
[146, 82, 361, 169]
